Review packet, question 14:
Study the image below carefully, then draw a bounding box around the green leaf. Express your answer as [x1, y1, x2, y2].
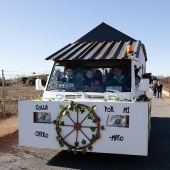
[103, 98, 107, 101]
[81, 139, 86, 145]
[98, 117, 101, 121]
[63, 110, 69, 116]
[67, 147, 72, 153]
[59, 142, 64, 148]
[88, 113, 93, 120]
[137, 94, 148, 102]
[74, 142, 79, 148]
[57, 113, 62, 120]
[90, 127, 96, 132]
[108, 97, 113, 100]
[59, 140, 64, 147]
[60, 121, 65, 126]
[115, 96, 120, 101]
[98, 133, 101, 139]
[132, 96, 137, 102]
[88, 146, 93, 151]
[74, 104, 79, 112]
[68, 104, 74, 111]
[63, 99, 68, 101]
[88, 107, 92, 111]
[60, 105, 65, 110]
[92, 105, 97, 110]
[82, 149, 87, 154]
[92, 119, 96, 123]
[52, 120, 56, 124]
[56, 127, 62, 132]
[56, 136, 61, 141]
[91, 134, 95, 141]
[36, 96, 42, 100]
[67, 104, 71, 109]
[69, 100, 74, 105]
[73, 150, 77, 155]
[80, 107, 85, 114]
[101, 125, 105, 130]
[66, 111, 70, 116]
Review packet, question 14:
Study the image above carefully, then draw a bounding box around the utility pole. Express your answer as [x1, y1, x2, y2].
[2, 70, 6, 117]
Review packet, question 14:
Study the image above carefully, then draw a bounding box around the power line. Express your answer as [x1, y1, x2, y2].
[3, 70, 42, 74]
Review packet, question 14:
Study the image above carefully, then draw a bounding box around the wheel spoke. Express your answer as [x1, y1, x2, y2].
[60, 124, 74, 127]
[80, 129, 91, 142]
[63, 129, 75, 140]
[80, 111, 91, 124]
[77, 107, 79, 123]
[81, 126, 97, 128]
[76, 130, 78, 143]
[68, 115, 75, 124]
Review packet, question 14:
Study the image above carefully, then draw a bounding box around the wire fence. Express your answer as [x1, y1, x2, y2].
[0, 70, 43, 119]
[158, 77, 170, 92]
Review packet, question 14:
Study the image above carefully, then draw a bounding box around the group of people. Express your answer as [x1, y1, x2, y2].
[151, 81, 163, 98]
[58, 66, 131, 91]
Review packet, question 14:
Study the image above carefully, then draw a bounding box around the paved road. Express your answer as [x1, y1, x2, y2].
[0, 92, 170, 170]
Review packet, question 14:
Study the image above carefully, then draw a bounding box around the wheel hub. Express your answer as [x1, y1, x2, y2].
[74, 123, 81, 130]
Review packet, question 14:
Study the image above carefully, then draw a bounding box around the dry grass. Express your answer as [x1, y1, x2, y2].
[0, 85, 43, 118]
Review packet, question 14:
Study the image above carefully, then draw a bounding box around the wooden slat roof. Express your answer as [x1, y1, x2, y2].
[46, 23, 147, 61]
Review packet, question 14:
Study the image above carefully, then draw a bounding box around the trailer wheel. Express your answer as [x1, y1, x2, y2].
[56, 103, 100, 150]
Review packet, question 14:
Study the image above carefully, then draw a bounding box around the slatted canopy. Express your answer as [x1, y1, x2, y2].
[46, 23, 147, 62]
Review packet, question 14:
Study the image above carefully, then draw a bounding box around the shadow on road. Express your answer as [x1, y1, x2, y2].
[47, 117, 170, 170]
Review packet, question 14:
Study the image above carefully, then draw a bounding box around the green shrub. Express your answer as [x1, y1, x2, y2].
[25, 77, 36, 85]
[20, 77, 28, 84]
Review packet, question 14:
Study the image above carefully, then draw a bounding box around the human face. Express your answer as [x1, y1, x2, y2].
[135, 77, 140, 84]
[65, 69, 73, 77]
[86, 70, 93, 79]
[113, 67, 122, 79]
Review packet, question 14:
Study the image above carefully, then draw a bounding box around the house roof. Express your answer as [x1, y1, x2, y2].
[75, 22, 136, 43]
[46, 22, 147, 61]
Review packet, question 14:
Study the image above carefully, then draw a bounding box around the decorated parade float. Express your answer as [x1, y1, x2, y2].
[19, 23, 151, 156]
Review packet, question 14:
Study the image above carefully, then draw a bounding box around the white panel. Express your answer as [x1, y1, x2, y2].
[19, 100, 149, 156]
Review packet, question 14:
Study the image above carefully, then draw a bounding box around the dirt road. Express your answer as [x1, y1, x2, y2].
[0, 92, 170, 170]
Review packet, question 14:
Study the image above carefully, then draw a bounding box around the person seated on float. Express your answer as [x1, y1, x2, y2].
[106, 66, 130, 92]
[60, 68, 76, 83]
[93, 69, 107, 90]
[93, 69, 103, 87]
[82, 69, 94, 87]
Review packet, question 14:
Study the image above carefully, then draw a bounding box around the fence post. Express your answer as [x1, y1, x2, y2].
[2, 70, 6, 117]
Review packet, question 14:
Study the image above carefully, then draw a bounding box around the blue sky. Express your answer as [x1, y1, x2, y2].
[1, 0, 170, 77]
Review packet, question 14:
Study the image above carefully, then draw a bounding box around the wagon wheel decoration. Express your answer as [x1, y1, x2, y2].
[55, 102, 101, 153]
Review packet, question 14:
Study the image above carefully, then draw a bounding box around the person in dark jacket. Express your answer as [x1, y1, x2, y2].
[60, 68, 76, 83]
[157, 82, 163, 98]
[82, 69, 94, 87]
[106, 66, 130, 92]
